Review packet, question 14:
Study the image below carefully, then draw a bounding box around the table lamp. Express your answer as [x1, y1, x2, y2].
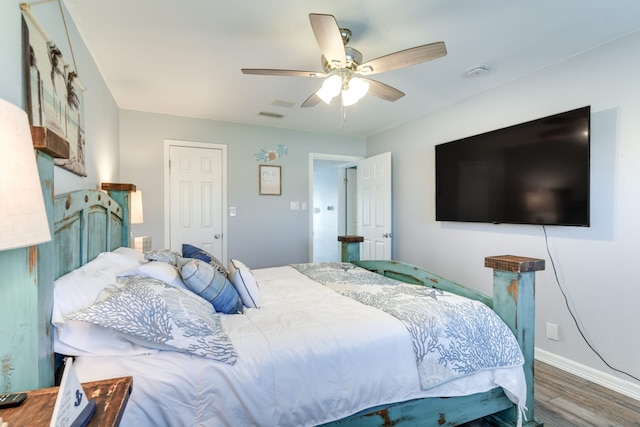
[0, 98, 51, 251]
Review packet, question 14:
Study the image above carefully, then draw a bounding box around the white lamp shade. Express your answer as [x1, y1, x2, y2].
[0, 98, 51, 251]
[130, 190, 144, 224]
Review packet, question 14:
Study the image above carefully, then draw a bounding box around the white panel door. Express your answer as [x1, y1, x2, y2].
[357, 152, 392, 260]
[169, 145, 224, 259]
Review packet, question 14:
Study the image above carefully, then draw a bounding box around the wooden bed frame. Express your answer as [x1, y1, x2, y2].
[26, 151, 544, 426]
[327, 257, 544, 427]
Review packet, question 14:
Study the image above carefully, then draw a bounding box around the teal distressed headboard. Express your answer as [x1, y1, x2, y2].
[53, 188, 130, 279]
[1, 138, 134, 393]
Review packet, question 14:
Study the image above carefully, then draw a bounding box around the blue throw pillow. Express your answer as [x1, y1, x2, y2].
[180, 259, 243, 314]
[182, 244, 228, 277]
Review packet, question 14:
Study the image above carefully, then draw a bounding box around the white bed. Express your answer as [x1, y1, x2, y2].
[52, 249, 526, 427]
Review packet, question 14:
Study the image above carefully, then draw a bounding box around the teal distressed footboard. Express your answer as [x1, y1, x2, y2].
[319, 256, 544, 427]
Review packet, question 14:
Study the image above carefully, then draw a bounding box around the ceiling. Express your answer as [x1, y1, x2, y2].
[61, 0, 640, 138]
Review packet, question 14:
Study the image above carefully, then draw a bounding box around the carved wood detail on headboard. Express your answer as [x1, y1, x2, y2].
[53, 189, 128, 279]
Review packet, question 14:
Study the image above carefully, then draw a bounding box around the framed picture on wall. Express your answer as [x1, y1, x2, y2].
[22, 11, 87, 177]
[259, 165, 281, 195]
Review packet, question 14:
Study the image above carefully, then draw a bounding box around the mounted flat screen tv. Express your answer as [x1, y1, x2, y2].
[435, 106, 590, 226]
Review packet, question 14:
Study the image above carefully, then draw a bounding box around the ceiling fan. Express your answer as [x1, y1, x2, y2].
[241, 13, 447, 107]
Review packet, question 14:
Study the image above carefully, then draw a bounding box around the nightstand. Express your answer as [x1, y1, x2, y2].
[0, 376, 132, 427]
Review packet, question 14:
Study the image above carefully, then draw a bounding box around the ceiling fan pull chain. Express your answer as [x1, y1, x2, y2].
[341, 100, 346, 128]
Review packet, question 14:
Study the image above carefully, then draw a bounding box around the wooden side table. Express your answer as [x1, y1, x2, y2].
[0, 376, 132, 427]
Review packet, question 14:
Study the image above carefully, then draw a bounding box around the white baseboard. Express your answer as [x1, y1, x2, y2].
[535, 348, 640, 401]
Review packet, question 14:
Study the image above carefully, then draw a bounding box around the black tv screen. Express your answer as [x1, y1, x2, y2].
[435, 106, 590, 226]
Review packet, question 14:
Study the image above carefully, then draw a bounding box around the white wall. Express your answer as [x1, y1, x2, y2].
[118, 109, 365, 268]
[367, 31, 640, 387]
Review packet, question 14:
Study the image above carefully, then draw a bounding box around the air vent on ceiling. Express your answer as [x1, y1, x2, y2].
[258, 111, 285, 119]
[270, 100, 296, 108]
[465, 66, 490, 77]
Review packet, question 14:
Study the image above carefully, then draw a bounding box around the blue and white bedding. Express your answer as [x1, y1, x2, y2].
[56, 253, 526, 427]
[291, 262, 524, 390]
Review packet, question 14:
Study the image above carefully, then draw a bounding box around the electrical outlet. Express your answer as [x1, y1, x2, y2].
[546, 322, 559, 341]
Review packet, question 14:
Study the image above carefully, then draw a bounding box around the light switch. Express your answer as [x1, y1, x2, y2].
[290, 201, 299, 210]
[229, 206, 237, 216]
[301, 202, 307, 210]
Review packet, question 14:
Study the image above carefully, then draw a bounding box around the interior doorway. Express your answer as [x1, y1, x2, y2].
[309, 153, 362, 262]
[164, 139, 227, 263]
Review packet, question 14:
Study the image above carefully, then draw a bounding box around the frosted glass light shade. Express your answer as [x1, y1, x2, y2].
[342, 78, 370, 106]
[0, 98, 51, 251]
[316, 75, 342, 104]
[130, 190, 144, 224]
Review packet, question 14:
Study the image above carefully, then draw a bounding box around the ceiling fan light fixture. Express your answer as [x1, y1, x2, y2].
[241, 13, 447, 111]
[317, 74, 342, 104]
[341, 77, 369, 106]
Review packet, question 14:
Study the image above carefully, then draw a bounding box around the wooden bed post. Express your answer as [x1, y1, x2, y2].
[100, 183, 135, 249]
[485, 255, 545, 427]
[338, 235, 364, 263]
[0, 129, 69, 393]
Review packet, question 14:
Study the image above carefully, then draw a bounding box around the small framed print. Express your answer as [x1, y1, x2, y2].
[259, 165, 281, 195]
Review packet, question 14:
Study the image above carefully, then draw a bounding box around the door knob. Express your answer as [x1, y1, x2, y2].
[382, 233, 393, 238]
[214, 234, 222, 239]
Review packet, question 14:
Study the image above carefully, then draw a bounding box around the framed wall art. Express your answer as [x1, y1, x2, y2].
[259, 165, 281, 195]
[22, 9, 87, 176]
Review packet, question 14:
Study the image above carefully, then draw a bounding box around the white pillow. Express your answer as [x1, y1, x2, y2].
[52, 252, 157, 356]
[95, 250, 144, 269]
[118, 261, 188, 290]
[53, 254, 137, 323]
[228, 259, 260, 308]
[113, 246, 146, 262]
[54, 320, 159, 356]
[227, 258, 250, 278]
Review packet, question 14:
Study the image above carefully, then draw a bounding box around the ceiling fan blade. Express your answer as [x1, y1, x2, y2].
[357, 41, 447, 75]
[241, 68, 326, 78]
[301, 92, 322, 108]
[362, 78, 405, 102]
[309, 13, 346, 68]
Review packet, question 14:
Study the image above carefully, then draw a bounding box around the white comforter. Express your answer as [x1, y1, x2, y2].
[73, 266, 526, 427]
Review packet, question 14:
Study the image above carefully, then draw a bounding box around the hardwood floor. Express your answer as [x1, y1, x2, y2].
[462, 360, 640, 426]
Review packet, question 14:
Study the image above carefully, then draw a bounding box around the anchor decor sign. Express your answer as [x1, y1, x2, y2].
[22, 5, 87, 176]
[50, 357, 96, 427]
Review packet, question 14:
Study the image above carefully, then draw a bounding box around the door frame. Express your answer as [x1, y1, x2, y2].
[308, 153, 363, 262]
[163, 139, 228, 261]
